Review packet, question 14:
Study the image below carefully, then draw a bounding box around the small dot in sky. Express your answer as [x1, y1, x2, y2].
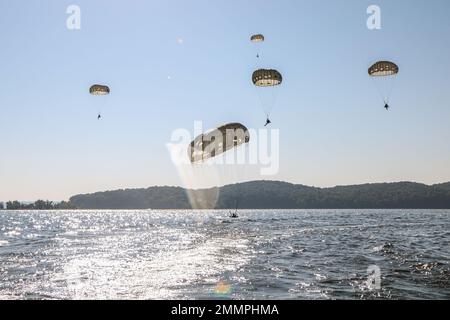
[177, 37, 184, 45]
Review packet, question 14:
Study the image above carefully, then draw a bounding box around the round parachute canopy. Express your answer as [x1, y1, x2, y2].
[250, 34, 265, 43]
[188, 123, 250, 164]
[368, 61, 399, 77]
[252, 69, 283, 87]
[89, 85, 110, 96]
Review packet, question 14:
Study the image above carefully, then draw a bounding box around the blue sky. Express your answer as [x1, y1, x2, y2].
[1, 0, 450, 200]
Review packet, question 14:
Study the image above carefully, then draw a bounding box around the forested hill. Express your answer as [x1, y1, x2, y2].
[68, 181, 450, 209]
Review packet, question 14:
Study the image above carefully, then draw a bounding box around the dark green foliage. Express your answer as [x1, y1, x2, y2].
[69, 187, 190, 210]
[68, 181, 450, 210]
[4, 200, 76, 210]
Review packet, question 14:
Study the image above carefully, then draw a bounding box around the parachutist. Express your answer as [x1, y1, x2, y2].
[252, 69, 282, 128]
[251, 35, 263, 59]
[368, 61, 398, 111]
[90, 85, 109, 120]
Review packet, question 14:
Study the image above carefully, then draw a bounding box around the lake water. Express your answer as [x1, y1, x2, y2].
[0, 210, 449, 300]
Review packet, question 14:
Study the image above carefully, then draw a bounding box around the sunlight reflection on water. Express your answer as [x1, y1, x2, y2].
[0, 210, 449, 300]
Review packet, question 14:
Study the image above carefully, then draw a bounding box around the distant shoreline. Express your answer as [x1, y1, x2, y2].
[3, 180, 450, 210]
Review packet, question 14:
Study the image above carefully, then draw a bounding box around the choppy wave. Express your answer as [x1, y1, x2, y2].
[0, 210, 449, 300]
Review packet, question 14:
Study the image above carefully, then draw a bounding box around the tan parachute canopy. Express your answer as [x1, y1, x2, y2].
[252, 69, 283, 87]
[188, 123, 250, 164]
[368, 61, 399, 77]
[250, 34, 265, 43]
[89, 85, 110, 95]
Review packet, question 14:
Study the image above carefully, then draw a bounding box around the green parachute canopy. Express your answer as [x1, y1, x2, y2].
[252, 69, 283, 87]
[368, 61, 399, 77]
[89, 85, 110, 96]
[250, 34, 265, 43]
[188, 123, 250, 164]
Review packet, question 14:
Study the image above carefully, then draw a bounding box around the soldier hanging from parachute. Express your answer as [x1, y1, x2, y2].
[368, 61, 399, 111]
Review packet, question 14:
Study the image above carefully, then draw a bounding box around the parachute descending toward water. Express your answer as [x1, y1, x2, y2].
[89, 85, 110, 119]
[188, 123, 250, 164]
[89, 85, 110, 96]
[250, 34, 265, 43]
[250, 34, 265, 58]
[252, 69, 283, 87]
[368, 61, 399, 110]
[179, 123, 251, 210]
[252, 69, 283, 125]
[368, 61, 399, 77]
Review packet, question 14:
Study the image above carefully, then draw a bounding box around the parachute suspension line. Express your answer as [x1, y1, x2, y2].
[371, 77, 386, 105]
[252, 69, 283, 119]
[97, 95, 107, 116]
[385, 74, 398, 105]
[269, 87, 280, 117]
[264, 91, 277, 117]
[255, 87, 274, 118]
[371, 75, 396, 106]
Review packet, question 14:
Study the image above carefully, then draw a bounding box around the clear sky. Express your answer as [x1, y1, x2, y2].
[1, 0, 450, 201]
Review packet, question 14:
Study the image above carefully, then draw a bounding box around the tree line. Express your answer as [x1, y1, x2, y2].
[3, 181, 450, 210]
[1, 200, 76, 210]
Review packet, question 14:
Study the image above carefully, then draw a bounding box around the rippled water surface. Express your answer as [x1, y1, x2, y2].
[0, 210, 449, 300]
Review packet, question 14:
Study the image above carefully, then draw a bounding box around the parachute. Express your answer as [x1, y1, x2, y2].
[252, 69, 283, 87]
[89, 85, 110, 96]
[252, 69, 283, 121]
[181, 123, 251, 209]
[250, 34, 265, 59]
[188, 123, 250, 164]
[368, 61, 399, 109]
[250, 34, 265, 43]
[89, 85, 110, 118]
[368, 61, 399, 77]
